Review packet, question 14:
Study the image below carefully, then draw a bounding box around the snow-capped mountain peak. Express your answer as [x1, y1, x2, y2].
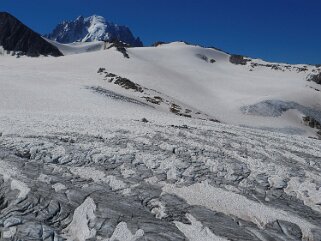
[45, 15, 143, 47]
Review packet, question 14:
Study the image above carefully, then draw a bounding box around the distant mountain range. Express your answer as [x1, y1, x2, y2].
[45, 15, 143, 47]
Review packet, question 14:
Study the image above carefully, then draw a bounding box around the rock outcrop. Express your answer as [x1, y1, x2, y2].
[229, 54, 250, 65]
[307, 72, 321, 85]
[0, 12, 63, 57]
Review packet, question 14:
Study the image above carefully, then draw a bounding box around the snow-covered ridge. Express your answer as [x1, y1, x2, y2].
[45, 15, 143, 47]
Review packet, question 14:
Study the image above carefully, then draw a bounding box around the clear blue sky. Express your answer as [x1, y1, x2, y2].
[1, 0, 320, 64]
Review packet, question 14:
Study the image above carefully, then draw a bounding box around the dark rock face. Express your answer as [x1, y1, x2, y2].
[307, 72, 321, 85]
[305, 118, 321, 137]
[303, 116, 321, 133]
[229, 54, 250, 65]
[196, 53, 216, 63]
[152, 41, 167, 47]
[45, 15, 143, 47]
[0, 12, 63, 57]
[250, 62, 308, 72]
[105, 39, 130, 58]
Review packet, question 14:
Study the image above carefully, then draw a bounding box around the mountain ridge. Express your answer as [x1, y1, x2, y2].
[0, 12, 63, 57]
[45, 15, 143, 47]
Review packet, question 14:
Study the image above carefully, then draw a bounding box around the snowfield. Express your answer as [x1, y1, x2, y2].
[0, 42, 321, 240]
[1, 42, 321, 136]
[45, 39, 107, 56]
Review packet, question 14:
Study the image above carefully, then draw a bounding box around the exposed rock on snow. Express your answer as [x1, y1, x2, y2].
[307, 72, 321, 85]
[96, 69, 218, 121]
[87, 86, 150, 106]
[250, 62, 309, 72]
[229, 54, 250, 65]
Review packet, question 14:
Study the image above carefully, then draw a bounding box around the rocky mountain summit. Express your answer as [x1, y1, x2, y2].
[0, 12, 62, 57]
[45, 15, 143, 47]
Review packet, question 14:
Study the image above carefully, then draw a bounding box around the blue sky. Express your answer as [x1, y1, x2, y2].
[1, 0, 321, 64]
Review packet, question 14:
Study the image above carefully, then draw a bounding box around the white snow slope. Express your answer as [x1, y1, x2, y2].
[1, 42, 321, 137]
[44, 38, 107, 55]
[1, 42, 321, 241]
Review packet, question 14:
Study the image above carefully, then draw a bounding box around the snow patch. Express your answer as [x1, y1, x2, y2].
[120, 164, 136, 178]
[69, 166, 127, 192]
[64, 197, 96, 241]
[149, 199, 167, 219]
[0, 160, 30, 199]
[163, 181, 318, 240]
[105, 222, 144, 241]
[174, 214, 230, 241]
[0, 159, 19, 180]
[285, 177, 321, 213]
[38, 173, 52, 184]
[2, 227, 17, 239]
[52, 183, 67, 192]
[10, 179, 30, 199]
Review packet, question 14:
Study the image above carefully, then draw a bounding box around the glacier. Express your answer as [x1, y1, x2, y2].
[0, 38, 321, 240]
